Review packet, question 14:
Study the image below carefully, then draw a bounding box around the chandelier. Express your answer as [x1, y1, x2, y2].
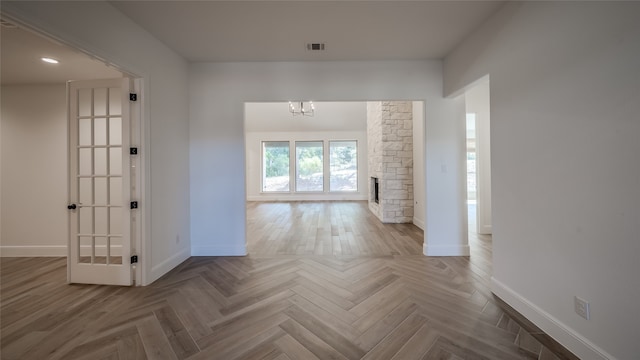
[289, 101, 315, 117]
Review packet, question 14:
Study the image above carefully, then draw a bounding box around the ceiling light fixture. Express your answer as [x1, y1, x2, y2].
[41, 57, 59, 64]
[289, 101, 315, 117]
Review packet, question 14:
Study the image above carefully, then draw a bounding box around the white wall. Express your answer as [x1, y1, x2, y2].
[1, 84, 67, 256]
[423, 95, 468, 256]
[412, 101, 425, 230]
[190, 61, 468, 257]
[246, 131, 368, 201]
[465, 80, 492, 234]
[245, 102, 367, 133]
[3, 1, 191, 285]
[445, 2, 640, 359]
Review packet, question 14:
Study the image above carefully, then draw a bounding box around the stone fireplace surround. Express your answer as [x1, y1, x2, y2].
[367, 101, 414, 223]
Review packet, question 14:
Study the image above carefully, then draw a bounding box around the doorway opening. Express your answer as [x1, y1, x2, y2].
[243, 101, 426, 256]
[0, 19, 144, 285]
[466, 113, 478, 232]
[464, 78, 492, 260]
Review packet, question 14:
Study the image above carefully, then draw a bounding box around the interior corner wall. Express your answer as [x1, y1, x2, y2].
[444, 2, 640, 359]
[189, 61, 467, 257]
[3, 1, 192, 285]
[1, 84, 67, 256]
[412, 101, 425, 230]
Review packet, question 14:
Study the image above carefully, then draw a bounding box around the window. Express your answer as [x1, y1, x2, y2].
[295, 141, 323, 192]
[329, 141, 357, 191]
[262, 141, 290, 192]
[466, 114, 477, 201]
[261, 139, 359, 193]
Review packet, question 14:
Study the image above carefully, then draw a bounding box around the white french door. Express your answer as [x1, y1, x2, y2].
[68, 78, 133, 285]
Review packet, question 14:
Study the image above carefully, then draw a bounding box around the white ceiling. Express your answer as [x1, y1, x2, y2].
[110, 1, 505, 62]
[245, 102, 367, 132]
[1, 1, 504, 85]
[1, 25, 123, 85]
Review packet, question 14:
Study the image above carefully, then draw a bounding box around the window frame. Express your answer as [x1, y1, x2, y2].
[260, 139, 360, 194]
[294, 140, 325, 193]
[329, 140, 358, 192]
[261, 140, 291, 193]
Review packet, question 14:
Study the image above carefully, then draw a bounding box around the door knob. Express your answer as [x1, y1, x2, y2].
[67, 204, 77, 210]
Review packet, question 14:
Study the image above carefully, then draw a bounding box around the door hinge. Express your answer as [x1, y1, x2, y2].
[130, 147, 138, 155]
[130, 201, 138, 209]
[129, 93, 137, 102]
[131, 255, 138, 264]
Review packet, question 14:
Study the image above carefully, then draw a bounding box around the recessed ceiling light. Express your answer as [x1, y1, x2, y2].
[41, 57, 59, 64]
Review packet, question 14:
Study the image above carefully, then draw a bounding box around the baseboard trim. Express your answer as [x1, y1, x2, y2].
[191, 244, 247, 257]
[412, 217, 425, 230]
[148, 247, 191, 285]
[0, 245, 67, 257]
[423, 243, 470, 256]
[491, 277, 615, 360]
[478, 224, 492, 235]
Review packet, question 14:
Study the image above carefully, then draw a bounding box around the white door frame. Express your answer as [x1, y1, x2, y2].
[66, 80, 145, 286]
[67, 78, 132, 285]
[2, 14, 148, 286]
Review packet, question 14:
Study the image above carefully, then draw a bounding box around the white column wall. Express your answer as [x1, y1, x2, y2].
[423, 96, 468, 256]
[444, 2, 640, 359]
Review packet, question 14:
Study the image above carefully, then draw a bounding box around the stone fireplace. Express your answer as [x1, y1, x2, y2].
[367, 101, 414, 223]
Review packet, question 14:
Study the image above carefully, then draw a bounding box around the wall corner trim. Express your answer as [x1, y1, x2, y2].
[478, 224, 492, 235]
[491, 277, 615, 360]
[0, 245, 67, 257]
[147, 248, 191, 285]
[423, 243, 470, 257]
[412, 217, 425, 230]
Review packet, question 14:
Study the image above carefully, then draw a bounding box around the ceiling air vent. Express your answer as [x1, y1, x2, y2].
[306, 43, 325, 51]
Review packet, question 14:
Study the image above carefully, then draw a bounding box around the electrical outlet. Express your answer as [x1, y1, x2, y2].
[176, 235, 180, 244]
[574, 296, 590, 320]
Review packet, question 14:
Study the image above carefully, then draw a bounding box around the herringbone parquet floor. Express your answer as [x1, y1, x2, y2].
[1, 202, 563, 360]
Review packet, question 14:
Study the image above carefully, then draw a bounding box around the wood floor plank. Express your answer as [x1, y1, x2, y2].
[204, 299, 292, 346]
[284, 305, 365, 360]
[203, 312, 288, 357]
[0, 202, 571, 360]
[290, 284, 359, 324]
[287, 295, 361, 341]
[153, 306, 199, 359]
[233, 341, 281, 360]
[278, 319, 348, 360]
[296, 269, 354, 299]
[389, 323, 440, 360]
[116, 333, 148, 360]
[348, 280, 405, 318]
[354, 299, 418, 351]
[275, 334, 320, 360]
[361, 312, 427, 360]
[137, 316, 178, 360]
